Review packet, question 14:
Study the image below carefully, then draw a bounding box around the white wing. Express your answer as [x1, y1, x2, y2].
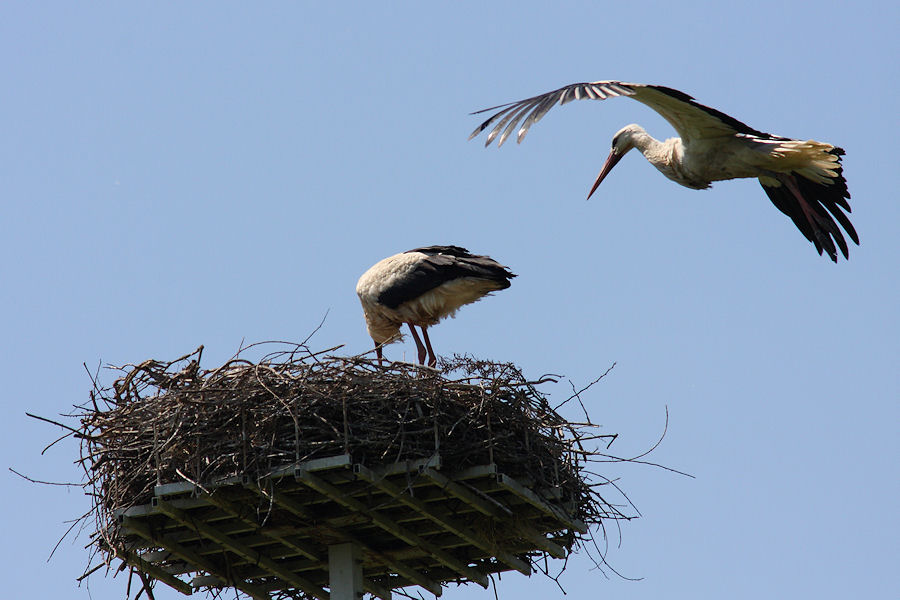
[469, 80, 768, 147]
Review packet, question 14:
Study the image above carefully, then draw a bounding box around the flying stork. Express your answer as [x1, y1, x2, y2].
[470, 81, 858, 261]
[356, 245, 516, 367]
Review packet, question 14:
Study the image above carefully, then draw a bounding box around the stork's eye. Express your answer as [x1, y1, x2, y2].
[611, 134, 620, 148]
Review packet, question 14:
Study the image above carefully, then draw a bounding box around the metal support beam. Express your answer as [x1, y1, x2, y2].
[122, 516, 270, 600]
[421, 467, 512, 519]
[495, 473, 587, 533]
[374, 454, 441, 477]
[245, 481, 402, 600]
[120, 550, 193, 595]
[128, 520, 317, 562]
[517, 530, 566, 559]
[118, 458, 578, 600]
[294, 453, 353, 473]
[328, 543, 365, 600]
[355, 464, 528, 577]
[190, 575, 224, 589]
[297, 469, 483, 591]
[155, 499, 330, 600]
[200, 490, 322, 563]
[285, 474, 445, 596]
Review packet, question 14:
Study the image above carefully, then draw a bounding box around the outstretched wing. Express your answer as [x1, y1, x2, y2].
[469, 80, 769, 147]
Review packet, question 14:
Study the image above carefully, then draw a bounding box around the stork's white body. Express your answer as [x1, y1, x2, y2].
[356, 246, 515, 366]
[471, 80, 857, 261]
[356, 252, 507, 345]
[622, 128, 841, 190]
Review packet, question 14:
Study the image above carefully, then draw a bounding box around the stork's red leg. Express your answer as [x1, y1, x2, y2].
[375, 344, 384, 367]
[780, 173, 819, 230]
[421, 326, 437, 368]
[407, 324, 427, 365]
[777, 172, 841, 259]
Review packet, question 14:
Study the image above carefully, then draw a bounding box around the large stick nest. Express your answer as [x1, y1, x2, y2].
[72, 343, 632, 593]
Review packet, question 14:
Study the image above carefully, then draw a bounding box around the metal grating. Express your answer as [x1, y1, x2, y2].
[114, 453, 586, 599]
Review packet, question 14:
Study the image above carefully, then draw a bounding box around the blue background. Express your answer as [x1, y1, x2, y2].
[3, 3, 896, 598]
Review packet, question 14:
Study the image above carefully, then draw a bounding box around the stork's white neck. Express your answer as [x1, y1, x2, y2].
[621, 126, 671, 169]
[618, 125, 702, 188]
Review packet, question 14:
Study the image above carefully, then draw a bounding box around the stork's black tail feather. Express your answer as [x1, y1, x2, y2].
[760, 148, 857, 262]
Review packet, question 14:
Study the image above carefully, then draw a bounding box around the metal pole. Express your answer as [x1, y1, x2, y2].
[328, 542, 364, 600]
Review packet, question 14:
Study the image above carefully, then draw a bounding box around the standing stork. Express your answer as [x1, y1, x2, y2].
[356, 245, 516, 367]
[470, 81, 858, 261]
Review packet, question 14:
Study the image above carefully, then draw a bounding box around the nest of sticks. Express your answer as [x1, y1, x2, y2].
[68, 343, 633, 595]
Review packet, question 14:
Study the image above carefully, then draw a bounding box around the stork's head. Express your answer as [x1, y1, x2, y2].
[364, 316, 402, 365]
[587, 124, 643, 199]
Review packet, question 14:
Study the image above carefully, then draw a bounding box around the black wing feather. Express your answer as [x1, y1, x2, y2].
[760, 149, 856, 261]
[377, 246, 516, 309]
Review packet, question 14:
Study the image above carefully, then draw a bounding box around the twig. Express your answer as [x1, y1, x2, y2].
[9, 467, 81, 487]
[26, 412, 83, 436]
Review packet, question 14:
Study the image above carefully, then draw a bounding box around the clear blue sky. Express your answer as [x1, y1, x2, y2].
[3, 3, 897, 599]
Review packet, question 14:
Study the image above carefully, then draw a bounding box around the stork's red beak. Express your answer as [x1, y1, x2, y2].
[587, 149, 623, 200]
